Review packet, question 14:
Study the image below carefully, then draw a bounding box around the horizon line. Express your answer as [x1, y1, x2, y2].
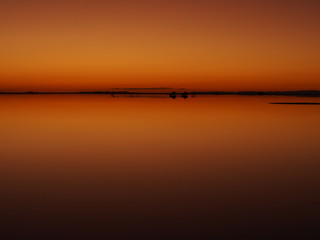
[1, 90, 320, 97]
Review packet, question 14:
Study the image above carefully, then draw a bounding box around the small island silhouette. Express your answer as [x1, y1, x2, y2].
[270, 102, 320, 105]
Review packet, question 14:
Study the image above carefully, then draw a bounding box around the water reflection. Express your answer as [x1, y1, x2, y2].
[0, 95, 319, 238]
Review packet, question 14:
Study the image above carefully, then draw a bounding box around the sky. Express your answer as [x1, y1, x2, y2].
[1, 0, 319, 91]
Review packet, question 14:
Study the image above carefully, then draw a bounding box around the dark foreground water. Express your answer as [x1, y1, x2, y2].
[0, 95, 319, 239]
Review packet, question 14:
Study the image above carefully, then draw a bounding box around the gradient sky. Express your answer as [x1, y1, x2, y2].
[1, 0, 319, 91]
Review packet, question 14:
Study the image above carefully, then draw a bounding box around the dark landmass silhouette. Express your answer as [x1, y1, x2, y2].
[0, 88, 320, 100]
[1, 90, 320, 97]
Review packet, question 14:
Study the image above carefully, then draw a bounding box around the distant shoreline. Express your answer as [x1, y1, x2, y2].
[1, 90, 320, 97]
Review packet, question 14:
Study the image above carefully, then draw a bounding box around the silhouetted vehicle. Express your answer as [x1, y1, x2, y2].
[181, 92, 188, 99]
[169, 92, 177, 99]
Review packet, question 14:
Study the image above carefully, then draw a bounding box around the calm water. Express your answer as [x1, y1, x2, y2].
[1, 95, 319, 239]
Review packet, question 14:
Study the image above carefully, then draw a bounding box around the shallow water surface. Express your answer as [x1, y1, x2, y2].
[0, 95, 319, 238]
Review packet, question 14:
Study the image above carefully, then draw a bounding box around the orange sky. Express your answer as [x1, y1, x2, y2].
[1, 0, 319, 91]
